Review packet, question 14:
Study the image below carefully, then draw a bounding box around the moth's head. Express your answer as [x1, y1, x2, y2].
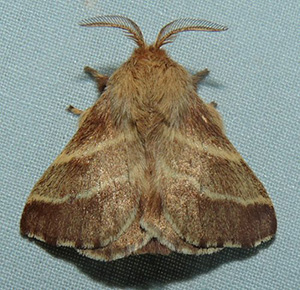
[80, 15, 228, 51]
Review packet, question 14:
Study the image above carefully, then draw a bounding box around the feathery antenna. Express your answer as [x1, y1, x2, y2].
[80, 15, 145, 48]
[155, 18, 228, 49]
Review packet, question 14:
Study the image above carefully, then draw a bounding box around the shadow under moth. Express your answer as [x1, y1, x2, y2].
[20, 15, 277, 261]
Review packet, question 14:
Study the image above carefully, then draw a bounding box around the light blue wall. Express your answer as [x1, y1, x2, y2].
[1, 1, 299, 289]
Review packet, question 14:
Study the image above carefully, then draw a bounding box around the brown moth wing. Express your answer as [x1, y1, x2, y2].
[156, 93, 277, 249]
[20, 93, 146, 249]
[78, 207, 173, 261]
[141, 198, 223, 255]
[78, 208, 152, 261]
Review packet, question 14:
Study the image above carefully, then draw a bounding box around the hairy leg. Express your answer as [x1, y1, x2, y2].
[67, 67, 109, 116]
[192, 68, 209, 90]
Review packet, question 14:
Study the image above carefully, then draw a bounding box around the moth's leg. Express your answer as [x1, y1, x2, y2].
[206, 101, 225, 133]
[193, 68, 209, 90]
[66, 66, 108, 117]
[209, 101, 217, 108]
[66, 105, 83, 115]
[66, 104, 92, 127]
[193, 69, 224, 131]
[84, 66, 109, 92]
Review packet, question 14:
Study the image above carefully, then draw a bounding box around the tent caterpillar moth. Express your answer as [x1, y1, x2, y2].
[20, 15, 277, 261]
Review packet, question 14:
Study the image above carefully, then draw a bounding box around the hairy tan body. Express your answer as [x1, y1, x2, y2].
[20, 16, 276, 261]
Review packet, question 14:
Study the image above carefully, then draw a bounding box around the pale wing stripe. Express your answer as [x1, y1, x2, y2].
[54, 134, 126, 165]
[159, 161, 272, 206]
[202, 187, 271, 206]
[175, 133, 242, 162]
[28, 175, 129, 204]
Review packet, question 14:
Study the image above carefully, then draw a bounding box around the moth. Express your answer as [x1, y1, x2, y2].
[20, 15, 277, 261]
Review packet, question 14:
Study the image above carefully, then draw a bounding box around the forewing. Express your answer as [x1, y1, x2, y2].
[158, 96, 277, 248]
[20, 93, 145, 249]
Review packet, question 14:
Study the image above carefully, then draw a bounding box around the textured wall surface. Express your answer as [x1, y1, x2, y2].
[1, 1, 299, 289]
